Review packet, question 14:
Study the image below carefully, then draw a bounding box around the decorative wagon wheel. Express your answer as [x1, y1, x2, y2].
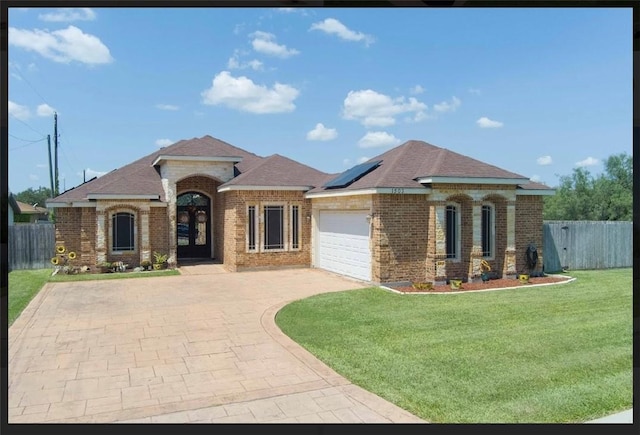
[56, 245, 66, 254]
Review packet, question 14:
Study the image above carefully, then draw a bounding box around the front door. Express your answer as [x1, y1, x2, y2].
[177, 192, 211, 259]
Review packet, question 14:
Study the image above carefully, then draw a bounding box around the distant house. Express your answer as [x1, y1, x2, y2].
[8, 193, 20, 226]
[47, 135, 554, 285]
[14, 200, 50, 223]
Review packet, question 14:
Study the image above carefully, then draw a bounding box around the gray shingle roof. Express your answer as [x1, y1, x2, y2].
[48, 135, 265, 203]
[307, 140, 546, 194]
[220, 154, 328, 189]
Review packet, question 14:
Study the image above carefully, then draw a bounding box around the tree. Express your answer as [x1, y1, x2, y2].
[14, 186, 53, 209]
[543, 152, 632, 221]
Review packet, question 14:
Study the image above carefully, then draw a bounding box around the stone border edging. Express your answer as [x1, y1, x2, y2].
[379, 275, 576, 295]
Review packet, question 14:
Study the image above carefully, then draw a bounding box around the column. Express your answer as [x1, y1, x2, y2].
[432, 204, 447, 284]
[95, 209, 107, 264]
[468, 201, 483, 282]
[140, 209, 151, 263]
[503, 201, 517, 278]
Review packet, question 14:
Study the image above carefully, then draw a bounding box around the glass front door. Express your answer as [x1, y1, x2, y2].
[177, 192, 211, 259]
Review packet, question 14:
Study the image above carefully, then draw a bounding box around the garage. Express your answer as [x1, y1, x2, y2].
[316, 210, 371, 281]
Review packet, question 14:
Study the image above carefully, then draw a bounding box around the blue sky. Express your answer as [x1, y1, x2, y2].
[8, 7, 632, 194]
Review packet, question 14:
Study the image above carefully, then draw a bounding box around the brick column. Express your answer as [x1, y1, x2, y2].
[95, 209, 107, 264]
[503, 201, 517, 278]
[165, 181, 177, 266]
[80, 207, 95, 266]
[140, 209, 151, 263]
[432, 204, 447, 284]
[468, 201, 483, 282]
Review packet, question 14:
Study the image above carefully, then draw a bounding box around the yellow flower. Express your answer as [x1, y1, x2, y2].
[51, 257, 59, 265]
[56, 245, 66, 254]
[68, 252, 77, 260]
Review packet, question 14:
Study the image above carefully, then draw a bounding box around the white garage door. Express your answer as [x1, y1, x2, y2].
[317, 210, 371, 281]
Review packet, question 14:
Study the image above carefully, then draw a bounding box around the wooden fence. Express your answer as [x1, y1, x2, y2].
[8, 223, 55, 271]
[543, 221, 632, 272]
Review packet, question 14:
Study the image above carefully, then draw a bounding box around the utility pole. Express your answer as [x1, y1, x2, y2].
[54, 112, 59, 196]
[83, 169, 86, 183]
[47, 134, 54, 196]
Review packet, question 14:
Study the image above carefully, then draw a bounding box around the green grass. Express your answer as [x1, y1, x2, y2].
[8, 268, 180, 326]
[276, 269, 632, 423]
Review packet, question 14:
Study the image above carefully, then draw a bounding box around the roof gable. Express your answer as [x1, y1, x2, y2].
[219, 154, 328, 190]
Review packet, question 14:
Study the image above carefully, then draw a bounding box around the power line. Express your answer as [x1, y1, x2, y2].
[9, 137, 47, 150]
[9, 133, 46, 143]
[9, 114, 46, 136]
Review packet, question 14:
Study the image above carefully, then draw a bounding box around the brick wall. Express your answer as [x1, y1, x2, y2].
[54, 207, 83, 263]
[149, 207, 169, 263]
[516, 195, 544, 274]
[371, 194, 428, 283]
[229, 190, 312, 271]
[222, 191, 238, 271]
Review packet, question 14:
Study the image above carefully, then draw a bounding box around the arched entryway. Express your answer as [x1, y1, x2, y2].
[177, 192, 211, 259]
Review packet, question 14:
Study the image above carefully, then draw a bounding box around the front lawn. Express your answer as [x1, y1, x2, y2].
[8, 268, 180, 326]
[276, 269, 632, 423]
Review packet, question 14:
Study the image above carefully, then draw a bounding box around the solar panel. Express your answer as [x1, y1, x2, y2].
[323, 160, 382, 189]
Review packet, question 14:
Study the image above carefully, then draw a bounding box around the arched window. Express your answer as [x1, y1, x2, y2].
[112, 212, 135, 251]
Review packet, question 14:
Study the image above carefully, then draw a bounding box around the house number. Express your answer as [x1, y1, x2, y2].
[391, 188, 405, 194]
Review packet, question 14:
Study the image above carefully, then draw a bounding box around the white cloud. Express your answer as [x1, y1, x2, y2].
[227, 50, 264, 71]
[8, 25, 113, 65]
[36, 163, 48, 168]
[575, 157, 599, 167]
[201, 71, 299, 114]
[29, 174, 39, 181]
[357, 131, 401, 149]
[84, 168, 107, 179]
[530, 175, 541, 182]
[155, 104, 179, 111]
[11, 72, 22, 81]
[357, 156, 370, 164]
[310, 18, 375, 46]
[306, 123, 337, 141]
[468, 88, 482, 95]
[343, 89, 427, 127]
[343, 158, 351, 166]
[250, 31, 299, 58]
[536, 155, 552, 166]
[476, 116, 503, 128]
[433, 96, 461, 113]
[39, 8, 96, 22]
[155, 138, 173, 148]
[36, 103, 55, 117]
[410, 85, 425, 95]
[8, 100, 31, 120]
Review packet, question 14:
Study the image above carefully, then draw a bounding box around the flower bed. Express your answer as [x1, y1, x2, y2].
[390, 275, 572, 293]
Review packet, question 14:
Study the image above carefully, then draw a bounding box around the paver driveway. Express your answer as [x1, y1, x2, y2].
[8, 265, 426, 423]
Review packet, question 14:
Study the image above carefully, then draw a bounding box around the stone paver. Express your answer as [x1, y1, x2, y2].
[9, 266, 427, 424]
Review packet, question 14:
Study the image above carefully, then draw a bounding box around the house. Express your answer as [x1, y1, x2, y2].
[14, 200, 50, 223]
[8, 193, 20, 226]
[47, 135, 554, 285]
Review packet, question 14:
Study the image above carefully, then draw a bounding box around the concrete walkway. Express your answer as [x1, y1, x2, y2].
[8, 266, 425, 423]
[586, 409, 633, 424]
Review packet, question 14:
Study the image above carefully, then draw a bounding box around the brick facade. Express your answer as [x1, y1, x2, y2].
[52, 179, 547, 280]
[225, 190, 312, 271]
[515, 195, 544, 274]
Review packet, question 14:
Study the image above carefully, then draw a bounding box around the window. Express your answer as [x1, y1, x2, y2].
[112, 212, 135, 251]
[291, 205, 300, 250]
[481, 204, 494, 258]
[264, 205, 284, 250]
[445, 205, 459, 259]
[248, 205, 257, 251]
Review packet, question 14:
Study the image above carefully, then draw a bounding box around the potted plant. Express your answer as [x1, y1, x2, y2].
[153, 251, 168, 270]
[412, 282, 433, 291]
[449, 278, 463, 290]
[140, 260, 152, 271]
[517, 272, 530, 284]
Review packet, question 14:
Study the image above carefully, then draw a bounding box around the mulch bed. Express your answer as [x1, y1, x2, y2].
[389, 275, 572, 293]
